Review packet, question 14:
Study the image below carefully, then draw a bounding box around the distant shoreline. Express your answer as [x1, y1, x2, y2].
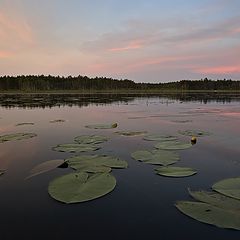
[0, 89, 240, 94]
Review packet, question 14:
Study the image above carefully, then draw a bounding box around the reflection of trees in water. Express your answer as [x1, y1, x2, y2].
[0, 94, 135, 109]
[167, 93, 240, 104]
[0, 93, 239, 108]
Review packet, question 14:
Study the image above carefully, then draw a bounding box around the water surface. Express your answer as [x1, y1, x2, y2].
[0, 93, 240, 240]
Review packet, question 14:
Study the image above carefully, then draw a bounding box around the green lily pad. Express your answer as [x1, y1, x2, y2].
[189, 189, 240, 211]
[212, 177, 240, 200]
[72, 165, 111, 173]
[85, 123, 118, 129]
[115, 131, 147, 137]
[143, 134, 178, 142]
[0, 133, 37, 143]
[26, 159, 65, 179]
[131, 150, 153, 161]
[66, 155, 128, 170]
[171, 120, 193, 123]
[50, 119, 65, 123]
[48, 172, 116, 204]
[178, 130, 211, 137]
[53, 143, 100, 153]
[156, 167, 197, 177]
[131, 149, 179, 166]
[74, 135, 108, 144]
[175, 201, 240, 230]
[155, 140, 192, 150]
[16, 122, 34, 126]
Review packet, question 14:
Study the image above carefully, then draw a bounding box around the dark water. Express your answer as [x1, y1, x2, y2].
[0, 93, 240, 240]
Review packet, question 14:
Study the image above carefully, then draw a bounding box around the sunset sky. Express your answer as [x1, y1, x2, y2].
[0, 0, 240, 82]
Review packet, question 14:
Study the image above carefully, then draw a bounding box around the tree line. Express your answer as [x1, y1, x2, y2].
[0, 75, 239, 91]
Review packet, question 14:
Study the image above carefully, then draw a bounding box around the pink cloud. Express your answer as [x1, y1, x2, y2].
[108, 40, 144, 52]
[232, 27, 240, 33]
[0, 50, 13, 58]
[127, 55, 203, 70]
[0, 11, 34, 48]
[195, 66, 240, 74]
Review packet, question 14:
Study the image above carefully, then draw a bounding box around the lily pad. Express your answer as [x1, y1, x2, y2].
[189, 190, 240, 211]
[53, 143, 100, 153]
[50, 119, 65, 123]
[131, 150, 153, 161]
[16, 122, 34, 126]
[85, 123, 118, 129]
[212, 177, 240, 200]
[156, 167, 197, 177]
[74, 135, 108, 144]
[48, 172, 116, 204]
[171, 120, 193, 123]
[143, 134, 178, 142]
[26, 159, 65, 179]
[66, 155, 128, 170]
[0, 133, 37, 143]
[115, 131, 147, 137]
[178, 130, 211, 137]
[155, 140, 192, 150]
[131, 149, 179, 166]
[175, 201, 240, 230]
[71, 165, 111, 173]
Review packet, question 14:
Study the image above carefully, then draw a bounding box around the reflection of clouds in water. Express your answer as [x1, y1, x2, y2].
[220, 112, 240, 117]
[0, 124, 15, 133]
[0, 139, 38, 169]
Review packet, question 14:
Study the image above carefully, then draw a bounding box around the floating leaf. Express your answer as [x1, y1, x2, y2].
[189, 190, 240, 211]
[155, 140, 192, 150]
[71, 165, 111, 173]
[16, 122, 34, 126]
[171, 120, 193, 123]
[156, 167, 197, 177]
[212, 177, 240, 200]
[115, 131, 147, 137]
[74, 135, 108, 144]
[53, 143, 100, 153]
[175, 201, 240, 230]
[66, 155, 128, 170]
[131, 150, 153, 161]
[26, 159, 65, 179]
[131, 149, 179, 166]
[50, 119, 65, 123]
[85, 123, 118, 129]
[48, 172, 116, 204]
[0, 133, 37, 143]
[178, 130, 211, 137]
[143, 134, 178, 142]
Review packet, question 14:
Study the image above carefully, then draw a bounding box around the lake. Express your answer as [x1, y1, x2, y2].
[0, 93, 240, 240]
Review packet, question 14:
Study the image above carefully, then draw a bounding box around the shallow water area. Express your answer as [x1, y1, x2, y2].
[0, 93, 240, 240]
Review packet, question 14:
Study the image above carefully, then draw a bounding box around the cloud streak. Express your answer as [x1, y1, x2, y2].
[195, 66, 240, 74]
[0, 12, 33, 44]
[108, 40, 144, 52]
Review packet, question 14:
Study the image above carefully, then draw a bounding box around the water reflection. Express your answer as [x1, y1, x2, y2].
[0, 92, 239, 108]
[0, 93, 240, 240]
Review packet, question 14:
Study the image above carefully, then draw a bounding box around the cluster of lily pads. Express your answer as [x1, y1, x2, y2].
[131, 134, 197, 178]
[30, 122, 128, 204]
[0, 132, 37, 143]
[3, 125, 239, 231]
[176, 177, 240, 230]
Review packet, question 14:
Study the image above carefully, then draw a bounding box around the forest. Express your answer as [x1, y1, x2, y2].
[0, 75, 239, 91]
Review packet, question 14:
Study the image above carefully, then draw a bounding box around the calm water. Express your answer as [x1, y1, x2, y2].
[0, 93, 240, 240]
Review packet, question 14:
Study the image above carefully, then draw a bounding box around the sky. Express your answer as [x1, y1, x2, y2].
[0, 0, 240, 82]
